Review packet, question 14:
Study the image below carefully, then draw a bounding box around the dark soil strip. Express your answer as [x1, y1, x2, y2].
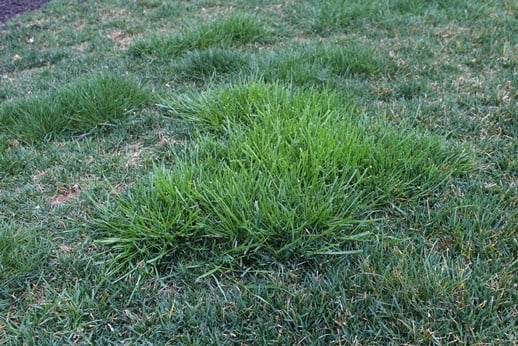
[0, 0, 53, 24]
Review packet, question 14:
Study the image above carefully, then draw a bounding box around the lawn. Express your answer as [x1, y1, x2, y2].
[0, 0, 516, 344]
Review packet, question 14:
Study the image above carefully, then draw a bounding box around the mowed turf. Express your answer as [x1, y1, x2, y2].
[0, 0, 516, 344]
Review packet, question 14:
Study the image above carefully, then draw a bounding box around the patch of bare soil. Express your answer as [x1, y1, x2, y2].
[0, 0, 53, 24]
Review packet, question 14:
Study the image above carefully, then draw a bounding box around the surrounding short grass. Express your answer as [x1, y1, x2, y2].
[0, 0, 516, 344]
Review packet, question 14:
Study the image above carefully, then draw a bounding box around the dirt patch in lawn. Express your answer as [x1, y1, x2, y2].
[0, 0, 53, 24]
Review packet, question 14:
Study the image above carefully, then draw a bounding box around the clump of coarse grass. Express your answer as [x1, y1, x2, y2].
[287, 0, 382, 34]
[129, 13, 268, 59]
[0, 74, 151, 144]
[288, 0, 493, 34]
[258, 42, 397, 86]
[94, 82, 471, 277]
[173, 48, 251, 82]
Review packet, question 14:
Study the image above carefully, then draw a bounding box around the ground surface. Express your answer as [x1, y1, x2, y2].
[0, 0, 516, 344]
[0, 0, 51, 24]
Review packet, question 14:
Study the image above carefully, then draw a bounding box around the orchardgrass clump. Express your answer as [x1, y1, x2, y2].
[96, 82, 471, 274]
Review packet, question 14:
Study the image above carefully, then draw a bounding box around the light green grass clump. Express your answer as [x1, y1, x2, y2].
[173, 48, 251, 81]
[129, 13, 268, 59]
[288, 0, 382, 33]
[166, 42, 394, 87]
[260, 43, 397, 85]
[96, 82, 471, 274]
[289, 0, 492, 34]
[0, 74, 150, 143]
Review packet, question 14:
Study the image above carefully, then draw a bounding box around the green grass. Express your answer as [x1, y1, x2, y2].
[0, 74, 151, 143]
[258, 42, 397, 87]
[173, 48, 251, 82]
[0, 222, 51, 284]
[0, 0, 516, 344]
[288, 0, 497, 34]
[96, 83, 470, 274]
[129, 13, 269, 60]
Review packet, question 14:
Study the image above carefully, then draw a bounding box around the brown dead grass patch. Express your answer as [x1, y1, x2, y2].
[50, 184, 80, 205]
[108, 30, 131, 50]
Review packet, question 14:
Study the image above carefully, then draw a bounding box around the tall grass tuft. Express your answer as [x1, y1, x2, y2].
[95, 82, 472, 276]
[0, 74, 151, 143]
[173, 49, 251, 82]
[288, 0, 490, 34]
[258, 43, 397, 86]
[288, 0, 382, 34]
[129, 13, 268, 60]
